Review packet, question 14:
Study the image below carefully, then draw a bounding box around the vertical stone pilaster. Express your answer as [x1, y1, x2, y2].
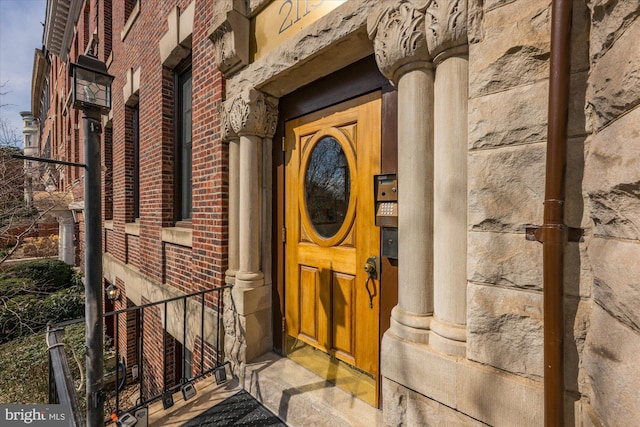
[369, 0, 434, 344]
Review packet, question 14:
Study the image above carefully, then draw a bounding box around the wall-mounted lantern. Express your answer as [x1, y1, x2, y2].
[105, 283, 120, 302]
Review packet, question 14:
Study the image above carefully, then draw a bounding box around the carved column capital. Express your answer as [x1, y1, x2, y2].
[208, 1, 249, 77]
[424, 0, 468, 61]
[219, 102, 238, 142]
[368, 0, 432, 84]
[227, 90, 278, 138]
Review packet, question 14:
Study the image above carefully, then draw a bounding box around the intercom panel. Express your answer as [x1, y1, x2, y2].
[374, 174, 398, 228]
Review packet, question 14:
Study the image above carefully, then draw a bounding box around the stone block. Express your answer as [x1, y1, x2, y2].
[586, 16, 640, 130]
[382, 331, 544, 426]
[231, 283, 271, 316]
[564, 297, 591, 393]
[242, 308, 272, 362]
[469, 82, 548, 150]
[584, 107, 640, 240]
[581, 303, 640, 425]
[588, 237, 640, 332]
[571, 0, 591, 73]
[383, 378, 486, 427]
[456, 360, 543, 427]
[381, 332, 457, 408]
[468, 231, 542, 290]
[568, 71, 588, 138]
[469, 0, 550, 98]
[468, 143, 546, 231]
[565, 137, 588, 228]
[467, 284, 543, 378]
[564, 240, 594, 299]
[587, 0, 640, 62]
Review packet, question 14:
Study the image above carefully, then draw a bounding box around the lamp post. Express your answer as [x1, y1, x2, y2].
[69, 53, 113, 426]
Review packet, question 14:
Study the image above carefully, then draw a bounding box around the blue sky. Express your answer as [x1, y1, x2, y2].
[0, 0, 47, 140]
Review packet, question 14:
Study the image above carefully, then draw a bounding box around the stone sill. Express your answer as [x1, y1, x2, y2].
[121, 1, 141, 41]
[104, 220, 114, 230]
[162, 226, 192, 248]
[125, 222, 140, 236]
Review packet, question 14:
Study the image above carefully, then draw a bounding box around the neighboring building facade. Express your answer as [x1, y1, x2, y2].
[34, 0, 640, 426]
[19, 111, 40, 207]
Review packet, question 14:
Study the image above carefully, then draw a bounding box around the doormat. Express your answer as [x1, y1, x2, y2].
[181, 390, 287, 426]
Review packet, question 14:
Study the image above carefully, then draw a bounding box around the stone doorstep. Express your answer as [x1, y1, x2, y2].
[146, 375, 242, 426]
[243, 352, 383, 427]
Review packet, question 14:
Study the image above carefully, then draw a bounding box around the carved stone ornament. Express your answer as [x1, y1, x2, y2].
[367, 0, 432, 83]
[228, 90, 279, 138]
[209, 9, 250, 77]
[219, 101, 238, 142]
[424, 0, 468, 59]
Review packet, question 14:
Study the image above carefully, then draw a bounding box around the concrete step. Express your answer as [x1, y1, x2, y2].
[243, 352, 383, 427]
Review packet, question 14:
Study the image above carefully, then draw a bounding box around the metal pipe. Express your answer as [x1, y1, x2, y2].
[84, 111, 104, 426]
[544, 0, 572, 425]
[139, 308, 145, 401]
[115, 312, 120, 415]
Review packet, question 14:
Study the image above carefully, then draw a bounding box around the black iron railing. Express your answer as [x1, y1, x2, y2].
[47, 318, 86, 427]
[102, 285, 232, 424]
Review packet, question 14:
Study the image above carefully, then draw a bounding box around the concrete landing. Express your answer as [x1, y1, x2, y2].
[243, 352, 383, 427]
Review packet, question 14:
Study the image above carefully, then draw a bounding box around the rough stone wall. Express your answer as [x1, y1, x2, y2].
[580, 1, 640, 425]
[468, 0, 640, 424]
[467, 0, 553, 381]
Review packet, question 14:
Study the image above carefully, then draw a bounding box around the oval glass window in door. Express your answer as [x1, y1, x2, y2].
[304, 136, 351, 238]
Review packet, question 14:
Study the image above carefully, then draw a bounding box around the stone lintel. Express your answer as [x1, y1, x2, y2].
[160, 4, 195, 69]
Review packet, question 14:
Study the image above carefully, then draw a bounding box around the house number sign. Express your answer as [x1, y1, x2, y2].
[253, 0, 345, 59]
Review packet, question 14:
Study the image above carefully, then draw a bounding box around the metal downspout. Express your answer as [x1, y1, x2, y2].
[544, 0, 573, 425]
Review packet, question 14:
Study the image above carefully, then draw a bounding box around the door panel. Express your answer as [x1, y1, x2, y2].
[285, 92, 381, 405]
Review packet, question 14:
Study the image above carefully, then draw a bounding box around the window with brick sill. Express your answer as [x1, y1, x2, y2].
[174, 62, 192, 225]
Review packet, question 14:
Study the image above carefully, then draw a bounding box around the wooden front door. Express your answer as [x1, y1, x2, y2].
[284, 92, 381, 405]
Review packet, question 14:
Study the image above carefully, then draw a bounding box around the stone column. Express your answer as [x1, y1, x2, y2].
[427, 0, 469, 356]
[224, 90, 277, 371]
[220, 103, 239, 285]
[369, 1, 434, 344]
[58, 211, 76, 265]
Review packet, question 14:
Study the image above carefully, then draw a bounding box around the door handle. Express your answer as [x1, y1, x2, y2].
[364, 256, 379, 309]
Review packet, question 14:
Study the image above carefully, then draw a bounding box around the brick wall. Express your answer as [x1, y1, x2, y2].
[139, 296, 179, 399]
[100, 0, 228, 392]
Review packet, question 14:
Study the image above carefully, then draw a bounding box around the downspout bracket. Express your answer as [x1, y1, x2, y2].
[525, 226, 583, 243]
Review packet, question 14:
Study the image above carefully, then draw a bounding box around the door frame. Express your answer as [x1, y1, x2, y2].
[273, 56, 398, 396]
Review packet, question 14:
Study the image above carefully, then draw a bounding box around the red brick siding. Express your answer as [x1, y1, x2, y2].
[164, 243, 192, 294]
[125, 234, 140, 268]
[99, 0, 229, 391]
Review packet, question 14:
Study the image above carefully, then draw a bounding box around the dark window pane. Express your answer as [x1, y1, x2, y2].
[179, 68, 192, 220]
[304, 137, 350, 238]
